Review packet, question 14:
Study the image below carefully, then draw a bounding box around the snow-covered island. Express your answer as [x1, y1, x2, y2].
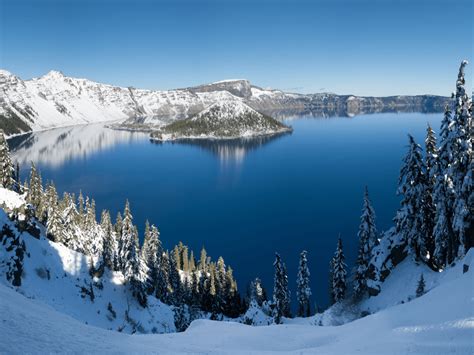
[149, 100, 292, 141]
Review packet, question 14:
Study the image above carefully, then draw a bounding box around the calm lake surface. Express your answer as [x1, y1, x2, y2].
[8, 112, 442, 308]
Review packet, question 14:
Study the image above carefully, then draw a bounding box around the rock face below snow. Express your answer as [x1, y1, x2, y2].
[150, 101, 292, 141]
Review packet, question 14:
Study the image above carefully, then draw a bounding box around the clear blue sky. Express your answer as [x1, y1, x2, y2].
[0, 0, 472, 96]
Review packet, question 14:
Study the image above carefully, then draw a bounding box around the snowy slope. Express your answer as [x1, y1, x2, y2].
[0, 189, 176, 334]
[0, 250, 472, 354]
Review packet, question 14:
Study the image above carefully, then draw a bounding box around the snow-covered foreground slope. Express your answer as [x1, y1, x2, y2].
[0, 251, 472, 354]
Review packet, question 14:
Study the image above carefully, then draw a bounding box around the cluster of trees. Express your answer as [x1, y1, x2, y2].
[396, 60, 472, 269]
[0, 143, 243, 319]
[0, 60, 471, 328]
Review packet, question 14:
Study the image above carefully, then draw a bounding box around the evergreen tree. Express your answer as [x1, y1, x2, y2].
[354, 187, 378, 297]
[452, 60, 473, 256]
[169, 250, 183, 305]
[117, 201, 147, 307]
[331, 237, 347, 303]
[156, 250, 171, 302]
[395, 135, 429, 259]
[45, 184, 63, 242]
[141, 222, 162, 295]
[423, 124, 438, 259]
[328, 258, 335, 305]
[247, 277, 267, 306]
[433, 105, 457, 267]
[100, 210, 117, 270]
[199, 247, 208, 271]
[453, 157, 473, 252]
[416, 274, 425, 297]
[273, 253, 290, 324]
[26, 163, 43, 213]
[0, 130, 14, 189]
[296, 250, 311, 317]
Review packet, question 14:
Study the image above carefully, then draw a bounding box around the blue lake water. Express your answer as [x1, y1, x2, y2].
[8, 112, 442, 308]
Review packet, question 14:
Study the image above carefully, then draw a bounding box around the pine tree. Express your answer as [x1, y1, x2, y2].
[273, 253, 290, 324]
[328, 258, 335, 305]
[156, 250, 171, 302]
[26, 163, 43, 213]
[423, 124, 438, 259]
[331, 237, 347, 303]
[0, 130, 14, 189]
[433, 105, 457, 267]
[116, 201, 147, 306]
[452, 60, 473, 257]
[354, 187, 378, 297]
[296, 250, 311, 317]
[199, 247, 208, 272]
[100, 210, 117, 270]
[395, 135, 429, 259]
[247, 277, 267, 306]
[141, 222, 162, 295]
[169, 249, 183, 305]
[416, 274, 425, 297]
[45, 184, 63, 242]
[453, 157, 473, 252]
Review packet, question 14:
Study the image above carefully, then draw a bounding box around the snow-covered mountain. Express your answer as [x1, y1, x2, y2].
[150, 100, 292, 141]
[0, 69, 449, 136]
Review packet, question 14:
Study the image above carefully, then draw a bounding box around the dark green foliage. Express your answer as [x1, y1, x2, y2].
[416, 274, 426, 297]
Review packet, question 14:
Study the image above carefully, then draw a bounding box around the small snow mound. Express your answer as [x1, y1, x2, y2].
[0, 188, 26, 210]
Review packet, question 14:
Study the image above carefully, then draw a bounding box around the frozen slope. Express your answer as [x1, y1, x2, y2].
[0, 249, 472, 354]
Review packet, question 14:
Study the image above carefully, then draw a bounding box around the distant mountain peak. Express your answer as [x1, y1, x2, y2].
[42, 70, 66, 79]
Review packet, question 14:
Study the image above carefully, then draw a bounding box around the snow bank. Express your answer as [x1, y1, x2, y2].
[0, 250, 472, 353]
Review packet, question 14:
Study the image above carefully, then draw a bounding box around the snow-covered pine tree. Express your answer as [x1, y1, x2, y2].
[216, 256, 227, 313]
[453, 156, 473, 252]
[395, 135, 429, 260]
[328, 258, 335, 305]
[116, 200, 147, 306]
[273, 253, 290, 323]
[156, 250, 171, 302]
[416, 274, 426, 297]
[100, 210, 117, 271]
[248, 277, 267, 306]
[45, 184, 64, 242]
[26, 163, 43, 213]
[331, 237, 347, 303]
[199, 247, 208, 272]
[452, 60, 473, 257]
[141, 222, 162, 295]
[296, 250, 311, 317]
[423, 123, 438, 260]
[354, 187, 378, 297]
[0, 130, 14, 189]
[433, 105, 457, 267]
[169, 249, 183, 305]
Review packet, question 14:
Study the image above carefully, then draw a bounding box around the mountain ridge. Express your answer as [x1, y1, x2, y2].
[0, 69, 450, 136]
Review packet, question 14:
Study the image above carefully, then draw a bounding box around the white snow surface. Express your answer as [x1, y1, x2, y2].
[0, 249, 472, 354]
[0, 189, 472, 353]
